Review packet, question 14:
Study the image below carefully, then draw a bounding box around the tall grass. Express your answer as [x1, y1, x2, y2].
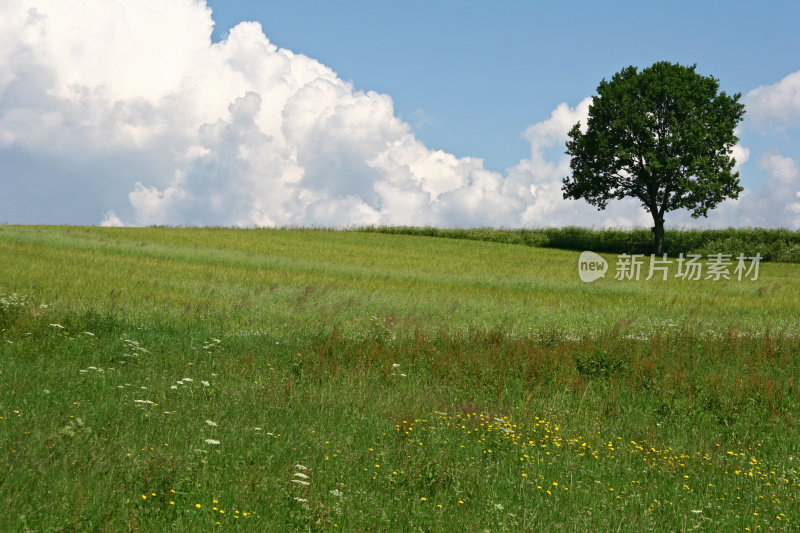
[1, 225, 798, 530]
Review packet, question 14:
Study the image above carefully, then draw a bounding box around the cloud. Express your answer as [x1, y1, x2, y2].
[744, 70, 800, 131]
[0, 0, 797, 230]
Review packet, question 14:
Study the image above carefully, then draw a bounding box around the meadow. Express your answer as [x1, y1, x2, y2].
[1, 225, 798, 531]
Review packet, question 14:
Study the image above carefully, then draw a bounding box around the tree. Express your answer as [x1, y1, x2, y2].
[562, 62, 745, 254]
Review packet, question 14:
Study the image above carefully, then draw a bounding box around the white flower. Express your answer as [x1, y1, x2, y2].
[84, 331, 95, 336]
[201, 380, 210, 387]
[176, 381, 183, 385]
[134, 400, 154, 404]
[494, 503, 504, 511]
[170, 385, 177, 390]
[293, 497, 307, 502]
[330, 489, 343, 498]
[253, 427, 262, 431]
[295, 464, 308, 471]
[49, 323, 64, 329]
[205, 419, 218, 427]
[291, 479, 309, 486]
[182, 378, 193, 382]
[392, 363, 401, 368]
[294, 473, 309, 479]
[204, 439, 220, 445]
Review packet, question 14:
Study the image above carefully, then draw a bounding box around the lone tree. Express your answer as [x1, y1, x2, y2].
[562, 61, 745, 254]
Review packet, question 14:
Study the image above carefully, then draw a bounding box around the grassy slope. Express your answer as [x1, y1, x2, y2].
[1, 225, 799, 531]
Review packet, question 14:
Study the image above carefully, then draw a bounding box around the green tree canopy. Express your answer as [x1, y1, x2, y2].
[562, 61, 745, 254]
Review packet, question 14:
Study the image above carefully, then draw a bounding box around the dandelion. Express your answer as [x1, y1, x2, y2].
[196, 503, 202, 509]
[205, 439, 220, 445]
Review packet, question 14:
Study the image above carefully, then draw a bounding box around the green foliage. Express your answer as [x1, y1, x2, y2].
[563, 62, 746, 253]
[359, 225, 800, 262]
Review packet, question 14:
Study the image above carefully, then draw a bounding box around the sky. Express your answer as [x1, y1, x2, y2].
[1, 0, 799, 229]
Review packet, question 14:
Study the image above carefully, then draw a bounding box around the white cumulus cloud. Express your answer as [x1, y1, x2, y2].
[744, 70, 800, 131]
[0, 0, 798, 230]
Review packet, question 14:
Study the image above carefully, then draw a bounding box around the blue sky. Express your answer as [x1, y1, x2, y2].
[207, 0, 800, 175]
[1, 1, 799, 228]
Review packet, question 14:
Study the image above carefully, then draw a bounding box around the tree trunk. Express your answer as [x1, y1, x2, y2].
[651, 213, 665, 255]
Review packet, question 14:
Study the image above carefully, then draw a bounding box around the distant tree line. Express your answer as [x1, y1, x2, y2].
[357, 226, 800, 263]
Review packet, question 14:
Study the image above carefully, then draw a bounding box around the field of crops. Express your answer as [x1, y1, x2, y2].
[1, 225, 799, 531]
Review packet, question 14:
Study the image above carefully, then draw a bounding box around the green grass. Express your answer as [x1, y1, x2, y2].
[1, 225, 799, 531]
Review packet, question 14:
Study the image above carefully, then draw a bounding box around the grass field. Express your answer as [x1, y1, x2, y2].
[1, 225, 799, 531]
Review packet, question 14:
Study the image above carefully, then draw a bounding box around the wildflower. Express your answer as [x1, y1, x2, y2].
[182, 378, 193, 382]
[293, 497, 307, 502]
[49, 323, 65, 329]
[294, 473, 309, 479]
[330, 489, 343, 497]
[295, 464, 308, 470]
[291, 480, 310, 486]
[205, 439, 220, 445]
[201, 380, 210, 387]
[196, 503, 202, 509]
[205, 419, 218, 427]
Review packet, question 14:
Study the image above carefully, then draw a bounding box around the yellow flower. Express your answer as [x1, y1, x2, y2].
[196, 503, 202, 509]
